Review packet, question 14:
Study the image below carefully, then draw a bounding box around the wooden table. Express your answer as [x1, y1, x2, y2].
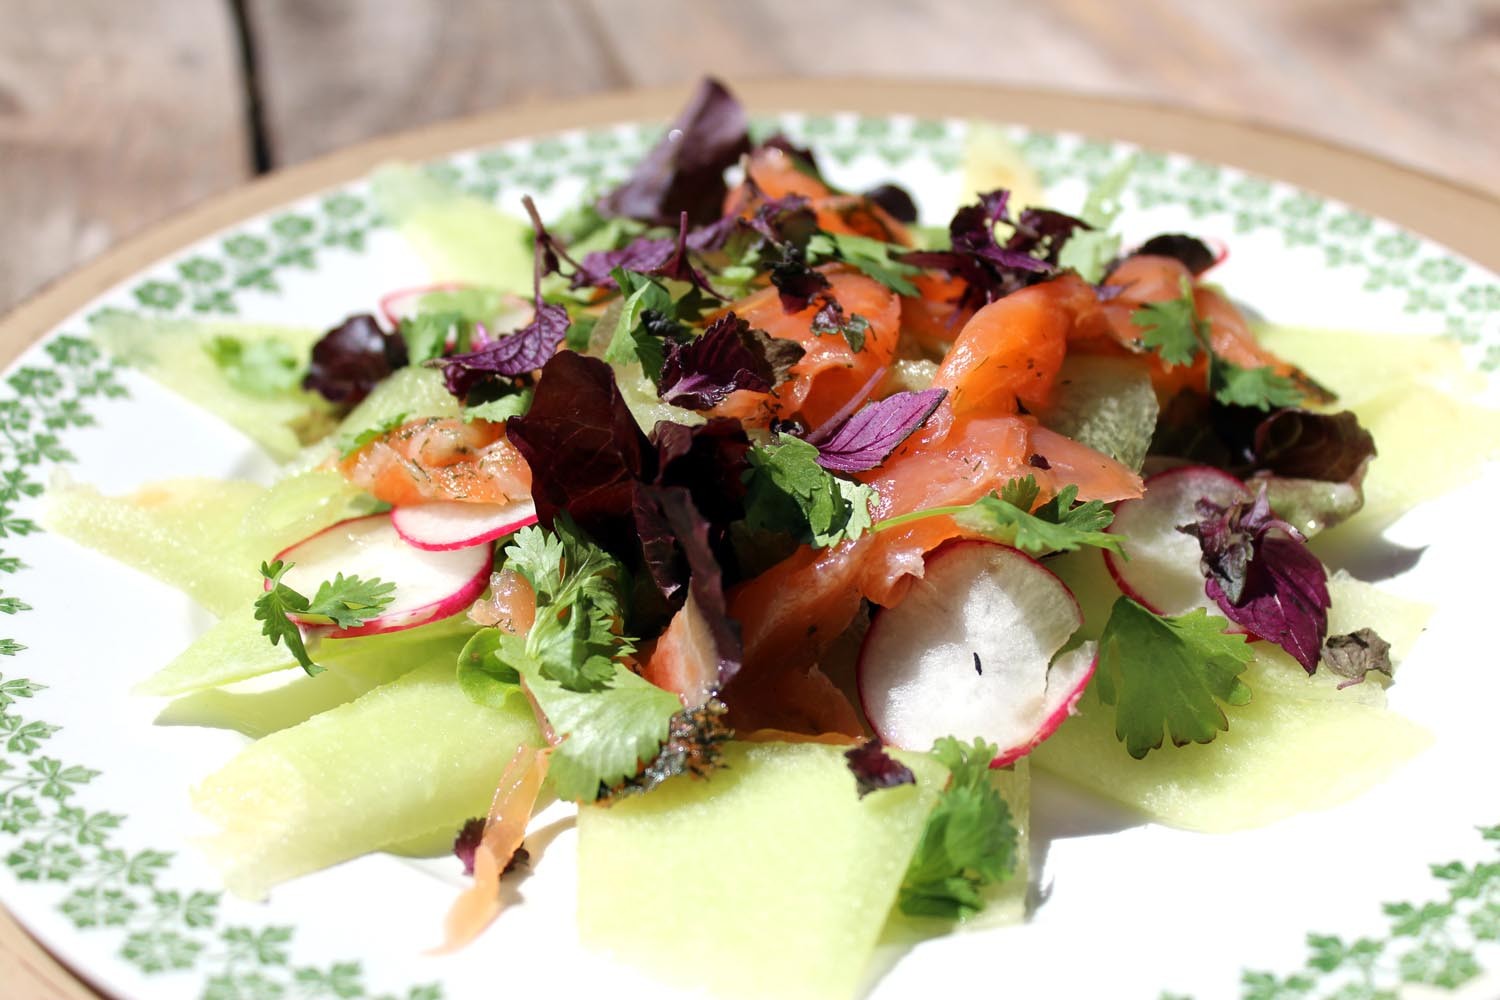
[4, 0, 1498, 318]
[3, 2, 1500, 996]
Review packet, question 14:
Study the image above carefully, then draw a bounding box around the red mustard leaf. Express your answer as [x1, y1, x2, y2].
[1322, 628, 1393, 689]
[436, 303, 569, 398]
[805, 388, 946, 473]
[303, 314, 408, 405]
[1181, 488, 1331, 672]
[1131, 233, 1217, 275]
[659, 313, 804, 410]
[844, 739, 916, 798]
[1247, 409, 1375, 484]
[862, 183, 919, 224]
[453, 817, 484, 876]
[597, 77, 751, 227]
[769, 247, 832, 312]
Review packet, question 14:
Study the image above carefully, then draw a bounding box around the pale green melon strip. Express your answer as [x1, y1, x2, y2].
[137, 601, 476, 696]
[93, 313, 332, 461]
[193, 659, 538, 899]
[154, 668, 387, 739]
[1032, 654, 1431, 831]
[577, 742, 947, 1000]
[371, 165, 533, 292]
[44, 477, 267, 616]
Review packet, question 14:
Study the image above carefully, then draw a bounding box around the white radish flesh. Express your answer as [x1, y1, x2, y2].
[1104, 465, 1249, 617]
[857, 541, 1095, 766]
[272, 513, 491, 637]
[391, 499, 538, 551]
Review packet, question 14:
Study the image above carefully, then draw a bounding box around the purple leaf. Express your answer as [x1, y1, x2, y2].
[652, 418, 752, 529]
[1132, 233, 1217, 275]
[900, 189, 1090, 313]
[862, 183, 919, 224]
[634, 483, 743, 690]
[453, 817, 484, 876]
[597, 78, 751, 227]
[844, 739, 916, 798]
[1247, 409, 1375, 484]
[504, 352, 649, 555]
[435, 303, 569, 398]
[302, 314, 408, 405]
[805, 388, 946, 473]
[1322, 628, 1393, 689]
[769, 249, 831, 312]
[574, 238, 677, 289]
[659, 313, 804, 410]
[1180, 488, 1331, 672]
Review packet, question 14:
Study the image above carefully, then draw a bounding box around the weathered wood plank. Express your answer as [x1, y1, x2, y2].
[0, 0, 250, 315]
[246, 0, 631, 165]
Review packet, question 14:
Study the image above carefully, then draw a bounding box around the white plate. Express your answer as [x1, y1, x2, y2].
[2, 108, 1498, 1000]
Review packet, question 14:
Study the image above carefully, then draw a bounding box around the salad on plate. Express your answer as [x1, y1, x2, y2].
[42, 78, 1500, 999]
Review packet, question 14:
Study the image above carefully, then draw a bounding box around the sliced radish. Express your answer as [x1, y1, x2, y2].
[1104, 465, 1249, 618]
[378, 283, 533, 335]
[391, 499, 538, 552]
[857, 540, 1096, 766]
[271, 513, 492, 637]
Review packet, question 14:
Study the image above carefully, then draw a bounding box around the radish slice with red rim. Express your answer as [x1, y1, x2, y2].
[392, 499, 538, 552]
[1104, 465, 1249, 618]
[271, 513, 492, 638]
[857, 540, 1096, 766]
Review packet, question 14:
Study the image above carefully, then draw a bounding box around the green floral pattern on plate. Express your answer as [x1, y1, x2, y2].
[1, 111, 1495, 999]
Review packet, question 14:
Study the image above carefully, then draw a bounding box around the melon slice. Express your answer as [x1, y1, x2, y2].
[44, 477, 267, 615]
[92, 313, 332, 461]
[577, 741, 948, 1000]
[193, 659, 538, 899]
[135, 599, 475, 696]
[1033, 552, 1434, 830]
[371, 164, 533, 291]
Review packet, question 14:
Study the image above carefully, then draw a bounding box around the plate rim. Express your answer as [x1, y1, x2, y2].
[4, 76, 1499, 375]
[3, 77, 1499, 1000]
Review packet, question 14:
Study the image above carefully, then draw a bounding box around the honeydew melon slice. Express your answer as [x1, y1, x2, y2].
[193, 659, 538, 899]
[44, 476, 266, 616]
[577, 741, 948, 1000]
[154, 668, 387, 738]
[371, 165, 533, 292]
[136, 600, 476, 696]
[1251, 324, 1484, 409]
[1036, 546, 1434, 830]
[93, 313, 332, 460]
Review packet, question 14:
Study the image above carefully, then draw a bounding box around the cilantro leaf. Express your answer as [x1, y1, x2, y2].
[1055, 156, 1134, 283]
[741, 436, 875, 548]
[603, 269, 678, 378]
[526, 659, 681, 801]
[500, 519, 632, 693]
[462, 388, 532, 424]
[337, 412, 407, 459]
[1212, 361, 1305, 410]
[873, 475, 1121, 556]
[398, 311, 471, 365]
[254, 560, 317, 675]
[806, 231, 921, 295]
[1130, 277, 1206, 367]
[302, 573, 397, 629]
[253, 562, 395, 675]
[203, 336, 303, 397]
[898, 736, 1018, 920]
[1093, 598, 1255, 759]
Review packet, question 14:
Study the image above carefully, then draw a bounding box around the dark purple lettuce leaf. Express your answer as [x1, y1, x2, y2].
[862, 183, 919, 224]
[303, 314, 408, 405]
[659, 313, 805, 410]
[1180, 488, 1331, 672]
[844, 739, 916, 798]
[1322, 628, 1393, 689]
[597, 77, 751, 227]
[505, 352, 649, 554]
[633, 483, 743, 690]
[652, 418, 752, 528]
[435, 303, 570, 399]
[1248, 409, 1375, 484]
[1133, 233, 1217, 275]
[804, 388, 946, 473]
